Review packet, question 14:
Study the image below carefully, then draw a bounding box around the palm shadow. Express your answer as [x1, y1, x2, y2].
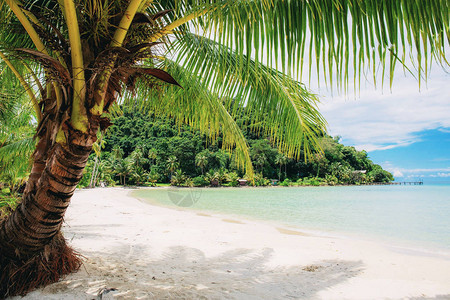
[24, 243, 364, 299]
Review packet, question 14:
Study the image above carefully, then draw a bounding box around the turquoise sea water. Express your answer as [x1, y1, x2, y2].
[132, 185, 450, 252]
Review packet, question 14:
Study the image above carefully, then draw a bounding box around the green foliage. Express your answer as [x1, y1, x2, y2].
[183, 177, 194, 188]
[325, 174, 339, 186]
[253, 173, 271, 187]
[192, 176, 208, 187]
[225, 172, 239, 187]
[78, 107, 394, 187]
[1, 188, 11, 195]
[170, 169, 186, 187]
[0, 84, 35, 192]
[369, 166, 395, 183]
[298, 177, 327, 186]
[280, 179, 292, 187]
[147, 170, 159, 187]
[1, 0, 448, 193]
[0, 194, 20, 218]
[204, 170, 219, 186]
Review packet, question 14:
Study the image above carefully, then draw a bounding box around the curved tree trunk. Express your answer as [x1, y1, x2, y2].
[0, 125, 97, 298]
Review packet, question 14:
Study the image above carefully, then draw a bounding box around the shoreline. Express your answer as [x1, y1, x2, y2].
[107, 181, 427, 189]
[132, 186, 450, 256]
[15, 187, 450, 299]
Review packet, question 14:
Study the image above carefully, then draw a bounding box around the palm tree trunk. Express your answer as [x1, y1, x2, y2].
[0, 126, 96, 297]
[89, 156, 99, 188]
[23, 133, 53, 196]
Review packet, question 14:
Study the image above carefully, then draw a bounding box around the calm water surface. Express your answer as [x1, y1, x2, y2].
[132, 185, 450, 252]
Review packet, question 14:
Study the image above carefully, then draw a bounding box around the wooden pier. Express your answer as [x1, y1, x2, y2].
[391, 181, 424, 185]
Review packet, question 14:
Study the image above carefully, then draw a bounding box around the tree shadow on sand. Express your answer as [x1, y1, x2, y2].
[15, 244, 364, 299]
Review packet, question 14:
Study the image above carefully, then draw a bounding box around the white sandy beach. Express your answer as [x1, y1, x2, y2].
[15, 187, 450, 300]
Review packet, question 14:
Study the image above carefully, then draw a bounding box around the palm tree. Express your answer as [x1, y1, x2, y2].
[195, 152, 209, 175]
[166, 155, 179, 178]
[111, 145, 124, 161]
[204, 169, 219, 187]
[215, 168, 228, 186]
[170, 169, 186, 186]
[147, 170, 159, 187]
[0, 0, 448, 296]
[114, 157, 132, 186]
[89, 133, 105, 188]
[147, 148, 157, 166]
[275, 154, 288, 181]
[130, 146, 147, 167]
[129, 165, 148, 186]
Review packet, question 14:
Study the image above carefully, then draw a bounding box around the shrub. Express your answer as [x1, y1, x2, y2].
[226, 172, 239, 187]
[170, 170, 186, 186]
[183, 177, 194, 187]
[147, 171, 159, 187]
[325, 174, 339, 186]
[192, 176, 209, 187]
[299, 177, 326, 186]
[254, 173, 270, 186]
[280, 179, 292, 187]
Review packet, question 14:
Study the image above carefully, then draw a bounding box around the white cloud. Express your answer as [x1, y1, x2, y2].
[392, 169, 404, 178]
[316, 69, 450, 151]
[379, 164, 450, 179]
[438, 128, 450, 133]
[430, 173, 450, 178]
[383, 167, 450, 179]
[405, 174, 425, 179]
[396, 167, 450, 173]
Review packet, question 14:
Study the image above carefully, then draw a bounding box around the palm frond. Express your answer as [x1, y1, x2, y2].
[158, 0, 450, 90]
[171, 33, 326, 160]
[0, 137, 34, 164]
[121, 61, 254, 176]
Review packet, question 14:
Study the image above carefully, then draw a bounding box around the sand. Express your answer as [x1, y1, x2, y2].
[14, 187, 450, 300]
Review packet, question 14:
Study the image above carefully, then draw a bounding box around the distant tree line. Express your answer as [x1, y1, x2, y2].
[77, 107, 393, 188]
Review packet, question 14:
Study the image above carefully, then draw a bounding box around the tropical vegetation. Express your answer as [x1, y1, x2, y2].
[0, 0, 448, 297]
[77, 107, 393, 188]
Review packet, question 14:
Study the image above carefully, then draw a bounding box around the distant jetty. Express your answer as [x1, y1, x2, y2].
[390, 181, 424, 185]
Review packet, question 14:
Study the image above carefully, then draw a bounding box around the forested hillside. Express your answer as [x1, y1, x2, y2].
[78, 107, 393, 187]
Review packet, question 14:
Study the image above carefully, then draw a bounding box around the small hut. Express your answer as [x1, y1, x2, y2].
[238, 179, 248, 186]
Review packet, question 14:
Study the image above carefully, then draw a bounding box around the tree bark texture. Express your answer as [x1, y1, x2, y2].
[0, 124, 97, 298]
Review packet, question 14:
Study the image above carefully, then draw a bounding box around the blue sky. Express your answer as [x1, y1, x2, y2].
[316, 68, 450, 182]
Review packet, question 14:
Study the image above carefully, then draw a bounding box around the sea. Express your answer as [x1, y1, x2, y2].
[132, 184, 450, 255]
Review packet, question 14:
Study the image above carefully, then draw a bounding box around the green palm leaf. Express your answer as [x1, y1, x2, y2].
[170, 32, 326, 160]
[157, 0, 449, 89]
[122, 61, 254, 175]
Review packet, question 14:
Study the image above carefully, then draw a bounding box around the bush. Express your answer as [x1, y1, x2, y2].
[298, 177, 326, 186]
[225, 171, 239, 187]
[147, 170, 159, 187]
[325, 174, 338, 186]
[183, 177, 194, 187]
[192, 176, 209, 187]
[280, 179, 292, 187]
[170, 169, 186, 186]
[254, 173, 270, 186]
